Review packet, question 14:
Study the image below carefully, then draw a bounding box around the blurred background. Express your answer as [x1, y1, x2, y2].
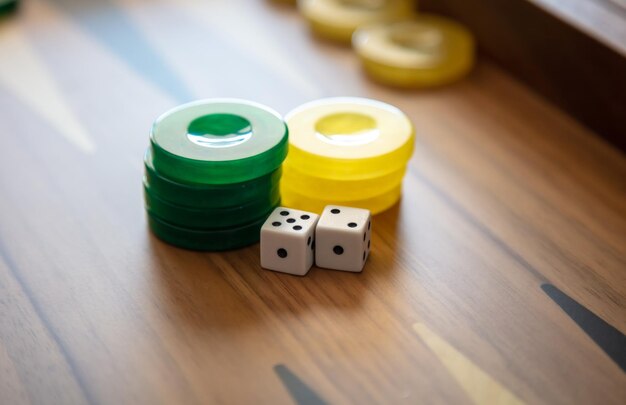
[0, 1, 625, 404]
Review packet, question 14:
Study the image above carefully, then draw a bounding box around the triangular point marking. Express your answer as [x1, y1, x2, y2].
[541, 283, 626, 372]
[413, 323, 525, 405]
[0, 23, 96, 154]
[274, 364, 329, 405]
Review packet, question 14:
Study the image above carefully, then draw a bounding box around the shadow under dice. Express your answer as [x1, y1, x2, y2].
[260, 207, 320, 276]
[315, 205, 372, 272]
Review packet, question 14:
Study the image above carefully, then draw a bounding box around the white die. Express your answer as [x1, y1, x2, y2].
[260, 207, 319, 276]
[315, 205, 372, 272]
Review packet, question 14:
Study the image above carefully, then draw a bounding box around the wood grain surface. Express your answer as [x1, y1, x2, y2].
[0, 0, 625, 404]
[420, 0, 626, 151]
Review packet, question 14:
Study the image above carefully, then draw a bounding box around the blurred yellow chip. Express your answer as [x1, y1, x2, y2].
[353, 14, 474, 87]
[282, 182, 402, 214]
[283, 161, 406, 201]
[284, 97, 414, 180]
[298, 0, 414, 43]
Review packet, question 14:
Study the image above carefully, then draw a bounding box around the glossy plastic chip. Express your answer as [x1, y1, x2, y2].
[281, 182, 402, 214]
[146, 207, 275, 251]
[282, 161, 405, 201]
[353, 15, 475, 87]
[299, 0, 413, 43]
[150, 99, 288, 185]
[284, 97, 414, 180]
[144, 148, 281, 209]
[144, 182, 280, 229]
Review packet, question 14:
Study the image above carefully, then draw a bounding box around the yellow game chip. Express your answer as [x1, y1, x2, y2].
[285, 97, 414, 180]
[282, 182, 402, 214]
[298, 0, 414, 43]
[353, 15, 474, 87]
[282, 161, 405, 201]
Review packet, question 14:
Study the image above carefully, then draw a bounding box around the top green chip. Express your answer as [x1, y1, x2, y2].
[150, 99, 288, 185]
[0, 0, 17, 15]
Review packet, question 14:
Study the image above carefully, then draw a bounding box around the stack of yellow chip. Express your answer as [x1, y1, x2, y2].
[281, 97, 414, 214]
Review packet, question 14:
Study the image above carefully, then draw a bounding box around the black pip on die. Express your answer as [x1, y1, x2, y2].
[315, 205, 372, 272]
[260, 207, 320, 276]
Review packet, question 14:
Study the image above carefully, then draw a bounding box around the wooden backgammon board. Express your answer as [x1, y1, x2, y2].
[0, 0, 624, 404]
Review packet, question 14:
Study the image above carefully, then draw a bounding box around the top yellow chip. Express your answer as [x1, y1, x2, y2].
[285, 97, 414, 180]
[298, 0, 414, 43]
[353, 14, 474, 87]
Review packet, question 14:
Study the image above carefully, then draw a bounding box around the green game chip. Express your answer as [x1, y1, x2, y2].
[146, 208, 274, 251]
[143, 182, 280, 229]
[150, 99, 288, 185]
[0, 0, 17, 15]
[144, 148, 282, 209]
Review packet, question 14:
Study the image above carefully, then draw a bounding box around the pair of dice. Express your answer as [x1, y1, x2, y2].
[260, 205, 372, 276]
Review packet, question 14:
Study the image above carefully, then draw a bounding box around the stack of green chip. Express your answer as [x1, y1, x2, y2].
[144, 99, 288, 251]
[0, 0, 18, 15]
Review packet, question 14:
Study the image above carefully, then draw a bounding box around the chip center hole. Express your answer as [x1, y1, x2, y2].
[315, 112, 379, 146]
[337, 0, 387, 10]
[389, 24, 443, 54]
[187, 113, 252, 148]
